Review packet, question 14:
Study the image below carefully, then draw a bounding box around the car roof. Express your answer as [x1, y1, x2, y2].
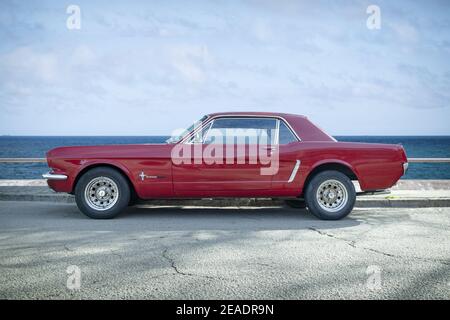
[203, 112, 334, 142]
[206, 112, 307, 119]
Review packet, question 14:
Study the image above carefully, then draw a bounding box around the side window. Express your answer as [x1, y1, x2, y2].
[204, 118, 277, 145]
[188, 122, 212, 143]
[278, 121, 297, 144]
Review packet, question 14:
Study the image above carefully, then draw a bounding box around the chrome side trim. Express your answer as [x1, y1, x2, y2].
[42, 172, 68, 180]
[288, 160, 301, 183]
[180, 114, 301, 144]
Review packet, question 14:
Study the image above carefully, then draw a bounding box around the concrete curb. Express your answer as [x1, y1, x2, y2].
[1, 180, 450, 208]
[355, 198, 450, 208]
[2, 179, 450, 189]
[0, 193, 75, 204]
[1, 191, 450, 208]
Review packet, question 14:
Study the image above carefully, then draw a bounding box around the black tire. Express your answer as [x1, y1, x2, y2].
[128, 189, 140, 206]
[74, 167, 130, 219]
[304, 170, 356, 220]
[285, 199, 307, 208]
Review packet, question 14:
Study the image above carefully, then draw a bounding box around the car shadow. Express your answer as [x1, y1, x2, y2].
[114, 204, 362, 231]
[4, 201, 362, 232]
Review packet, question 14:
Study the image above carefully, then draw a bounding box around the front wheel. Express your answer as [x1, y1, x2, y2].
[75, 167, 130, 219]
[304, 170, 356, 220]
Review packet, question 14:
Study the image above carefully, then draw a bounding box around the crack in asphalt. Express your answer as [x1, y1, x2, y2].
[161, 248, 220, 280]
[308, 226, 396, 257]
[63, 244, 74, 252]
[308, 227, 450, 265]
[162, 249, 194, 277]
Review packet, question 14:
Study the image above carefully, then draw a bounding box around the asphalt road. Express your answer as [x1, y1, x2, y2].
[0, 201, 449, 299]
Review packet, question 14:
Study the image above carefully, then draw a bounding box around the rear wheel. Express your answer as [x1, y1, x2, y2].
[75, 167, 130, 219]
[304, 170, 355, 220]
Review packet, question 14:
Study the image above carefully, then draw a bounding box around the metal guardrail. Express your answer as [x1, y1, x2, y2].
[407, 158, 450, 163]
[0, 158, 47, 163]
[0, 158, 450, 163]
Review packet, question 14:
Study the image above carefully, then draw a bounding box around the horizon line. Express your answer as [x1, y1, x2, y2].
[2, 134, 450, 137]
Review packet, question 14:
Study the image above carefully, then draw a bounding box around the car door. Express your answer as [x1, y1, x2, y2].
[270, 119, 304, 196]
[171, 117, 278, 197]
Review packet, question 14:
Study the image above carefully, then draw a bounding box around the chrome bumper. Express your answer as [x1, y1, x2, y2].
[403, 162, 409, 175]
[42, 172, 68, 180]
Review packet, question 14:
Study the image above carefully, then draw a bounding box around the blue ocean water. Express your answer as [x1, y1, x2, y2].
[0, 136, 449, 179]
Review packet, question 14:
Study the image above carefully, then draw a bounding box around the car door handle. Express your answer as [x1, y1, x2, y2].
[261, 146, 277, 155]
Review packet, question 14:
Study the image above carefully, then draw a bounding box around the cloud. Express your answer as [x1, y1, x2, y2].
[389, 21, 419, 43]
[0, 0, 449, 135]
[252, 19, 273, 42]
[70, 45, 96, 67]
[0, 47, 59, 83]
[169, 44, 213, 83]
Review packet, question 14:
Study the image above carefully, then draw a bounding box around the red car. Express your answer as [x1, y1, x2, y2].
[43, 112, 408, 220]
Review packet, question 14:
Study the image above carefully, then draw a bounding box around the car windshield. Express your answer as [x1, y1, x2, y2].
[166, 115, 209, 144]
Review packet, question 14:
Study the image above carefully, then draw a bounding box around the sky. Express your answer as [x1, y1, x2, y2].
[0, 0, 449, 136]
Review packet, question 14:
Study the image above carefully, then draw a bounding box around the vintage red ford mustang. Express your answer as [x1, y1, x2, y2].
[43, 112, 408, 220]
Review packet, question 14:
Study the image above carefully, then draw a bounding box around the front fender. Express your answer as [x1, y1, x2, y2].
[70, 159, 136, 193]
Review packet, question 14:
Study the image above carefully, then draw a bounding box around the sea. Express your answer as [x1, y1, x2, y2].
[0, 136, 449, 179]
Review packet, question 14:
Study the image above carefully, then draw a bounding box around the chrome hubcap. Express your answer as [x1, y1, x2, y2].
[84, 177, 119, 211]
[316, 179, 348, 212]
